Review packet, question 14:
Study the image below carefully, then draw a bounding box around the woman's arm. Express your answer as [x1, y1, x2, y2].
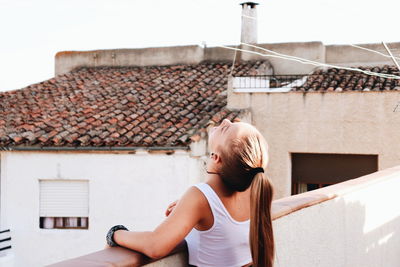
[113, 186, 206, 259]
[165, 199, 178, 217]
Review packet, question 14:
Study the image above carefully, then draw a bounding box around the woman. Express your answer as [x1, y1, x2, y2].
[106, 119, 274, 267]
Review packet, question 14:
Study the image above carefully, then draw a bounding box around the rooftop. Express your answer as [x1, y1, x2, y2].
[294, 65, 400, 92]
[0, 61, 265, 149]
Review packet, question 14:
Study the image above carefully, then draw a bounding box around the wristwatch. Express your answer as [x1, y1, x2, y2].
[106, 225, 129, 247]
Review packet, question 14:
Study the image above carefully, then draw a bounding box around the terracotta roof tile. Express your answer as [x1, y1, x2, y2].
[294, 65, 400, 92]
[0, 61, 265, 148]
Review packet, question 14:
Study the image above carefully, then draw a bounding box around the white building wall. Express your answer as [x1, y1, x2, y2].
[273, 167, 400, 267]
[0, 150, 204, 267]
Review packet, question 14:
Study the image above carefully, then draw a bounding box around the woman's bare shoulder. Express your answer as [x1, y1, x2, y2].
[159, 185, 209, 231]
[178, 185, 209, 212]
[184, 185, 207, 203]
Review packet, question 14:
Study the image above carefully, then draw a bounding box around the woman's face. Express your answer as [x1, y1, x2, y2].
[208, 119, 255, 153]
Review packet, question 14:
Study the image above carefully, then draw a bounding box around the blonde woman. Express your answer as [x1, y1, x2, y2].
[106, 119, 274, 267]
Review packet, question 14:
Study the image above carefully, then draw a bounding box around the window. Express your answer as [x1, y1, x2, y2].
[291, 153, 378, 195]
[39, 180, 89, 229]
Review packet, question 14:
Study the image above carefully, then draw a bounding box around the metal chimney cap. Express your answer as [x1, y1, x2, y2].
[240, 2, 259, 8]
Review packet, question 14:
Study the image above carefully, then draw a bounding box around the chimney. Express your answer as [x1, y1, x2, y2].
[240, 2, 258, 44]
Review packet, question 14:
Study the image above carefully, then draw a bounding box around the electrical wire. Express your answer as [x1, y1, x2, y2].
[218, 43, 400, 80]
[382, 42, 400, 71]
[349, 44, 400, 61]
[242, 42, 400, 79]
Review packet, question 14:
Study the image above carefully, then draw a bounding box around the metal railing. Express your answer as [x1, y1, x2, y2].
[232, 75, 305, 89]
[232, 73, 400, 91]
[0, 229, 11, 252]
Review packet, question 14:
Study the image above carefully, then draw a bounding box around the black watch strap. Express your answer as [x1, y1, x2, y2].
[106, 225, 129, 247]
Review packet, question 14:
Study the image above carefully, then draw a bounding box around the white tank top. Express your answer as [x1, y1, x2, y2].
[185, 183, 252, 267]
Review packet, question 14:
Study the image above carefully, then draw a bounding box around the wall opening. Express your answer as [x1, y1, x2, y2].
[291, 153, 378, 195]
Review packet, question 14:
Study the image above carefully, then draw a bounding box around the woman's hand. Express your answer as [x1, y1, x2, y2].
[165, 200, 178, 217]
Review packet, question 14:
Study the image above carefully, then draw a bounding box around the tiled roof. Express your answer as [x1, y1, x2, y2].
[293, 65, 400, 92]
[0, 61, 265, 148]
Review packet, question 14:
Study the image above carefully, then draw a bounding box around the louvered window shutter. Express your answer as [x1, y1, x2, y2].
[39, 180, 89, 217]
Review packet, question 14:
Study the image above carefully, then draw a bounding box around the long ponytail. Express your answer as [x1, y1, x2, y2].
[250, 173, 274, 267]
[217, 125, 274, 267]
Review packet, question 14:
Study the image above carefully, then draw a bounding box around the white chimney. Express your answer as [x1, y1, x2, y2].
[240, 2, 258, 44]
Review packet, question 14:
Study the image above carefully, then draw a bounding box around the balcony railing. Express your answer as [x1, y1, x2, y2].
[47, 241, 188, 267]
[232, 73, 400, 92]
[47, 165, 400, 267]
[232, 75, 306, 93]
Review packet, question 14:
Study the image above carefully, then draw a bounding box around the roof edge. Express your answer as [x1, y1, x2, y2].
[0, 146, 190, 152]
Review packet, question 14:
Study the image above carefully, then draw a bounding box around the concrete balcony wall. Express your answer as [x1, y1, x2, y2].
[48, 166, 400, 267]
[273, 165, 400, 267]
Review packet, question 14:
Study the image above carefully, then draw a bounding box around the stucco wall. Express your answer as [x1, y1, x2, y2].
[54, 42, 323, 76]
[55, 42, 400, 77]
[228, 90, 400, 198]
[152, 167, 400, 267]
[0, 151, 204, 267]
[240, 42, 325, 75]
[55, 46, 205, 76]
[273, 166, 400, 267]
[326, 42, 400, 67]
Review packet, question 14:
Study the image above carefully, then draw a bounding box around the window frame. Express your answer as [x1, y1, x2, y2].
[39, 179, 89, 230]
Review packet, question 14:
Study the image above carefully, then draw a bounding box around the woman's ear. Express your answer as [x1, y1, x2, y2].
[211, 152, 222, 164]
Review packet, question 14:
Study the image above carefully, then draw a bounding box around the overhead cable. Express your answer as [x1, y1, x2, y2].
[349, 44, 400, 61]
[382, 42, 400, 71]
[242, 42, 400, 79]
[218, 43, 400, 80]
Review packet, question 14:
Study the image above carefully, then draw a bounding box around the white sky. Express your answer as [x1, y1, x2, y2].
[1, 0, 399, 92]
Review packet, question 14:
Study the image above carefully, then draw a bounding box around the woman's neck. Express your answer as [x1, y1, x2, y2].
[206, 173, 236, 197]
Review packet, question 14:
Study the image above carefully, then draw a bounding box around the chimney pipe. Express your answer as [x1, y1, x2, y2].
[240, 2, 258, 44]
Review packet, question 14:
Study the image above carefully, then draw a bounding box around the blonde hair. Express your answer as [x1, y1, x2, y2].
[218, 129, 274, 267]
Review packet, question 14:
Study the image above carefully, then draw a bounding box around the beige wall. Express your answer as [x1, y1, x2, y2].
[55, 45, 240, 76]
[55, 41, 400, 77]
[55, 46, 205, 76]
[230, 89, 400, 198]
[326, 42, 400, 67]
[55, 42, 324, 76]
[240, 42, 325, 75]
